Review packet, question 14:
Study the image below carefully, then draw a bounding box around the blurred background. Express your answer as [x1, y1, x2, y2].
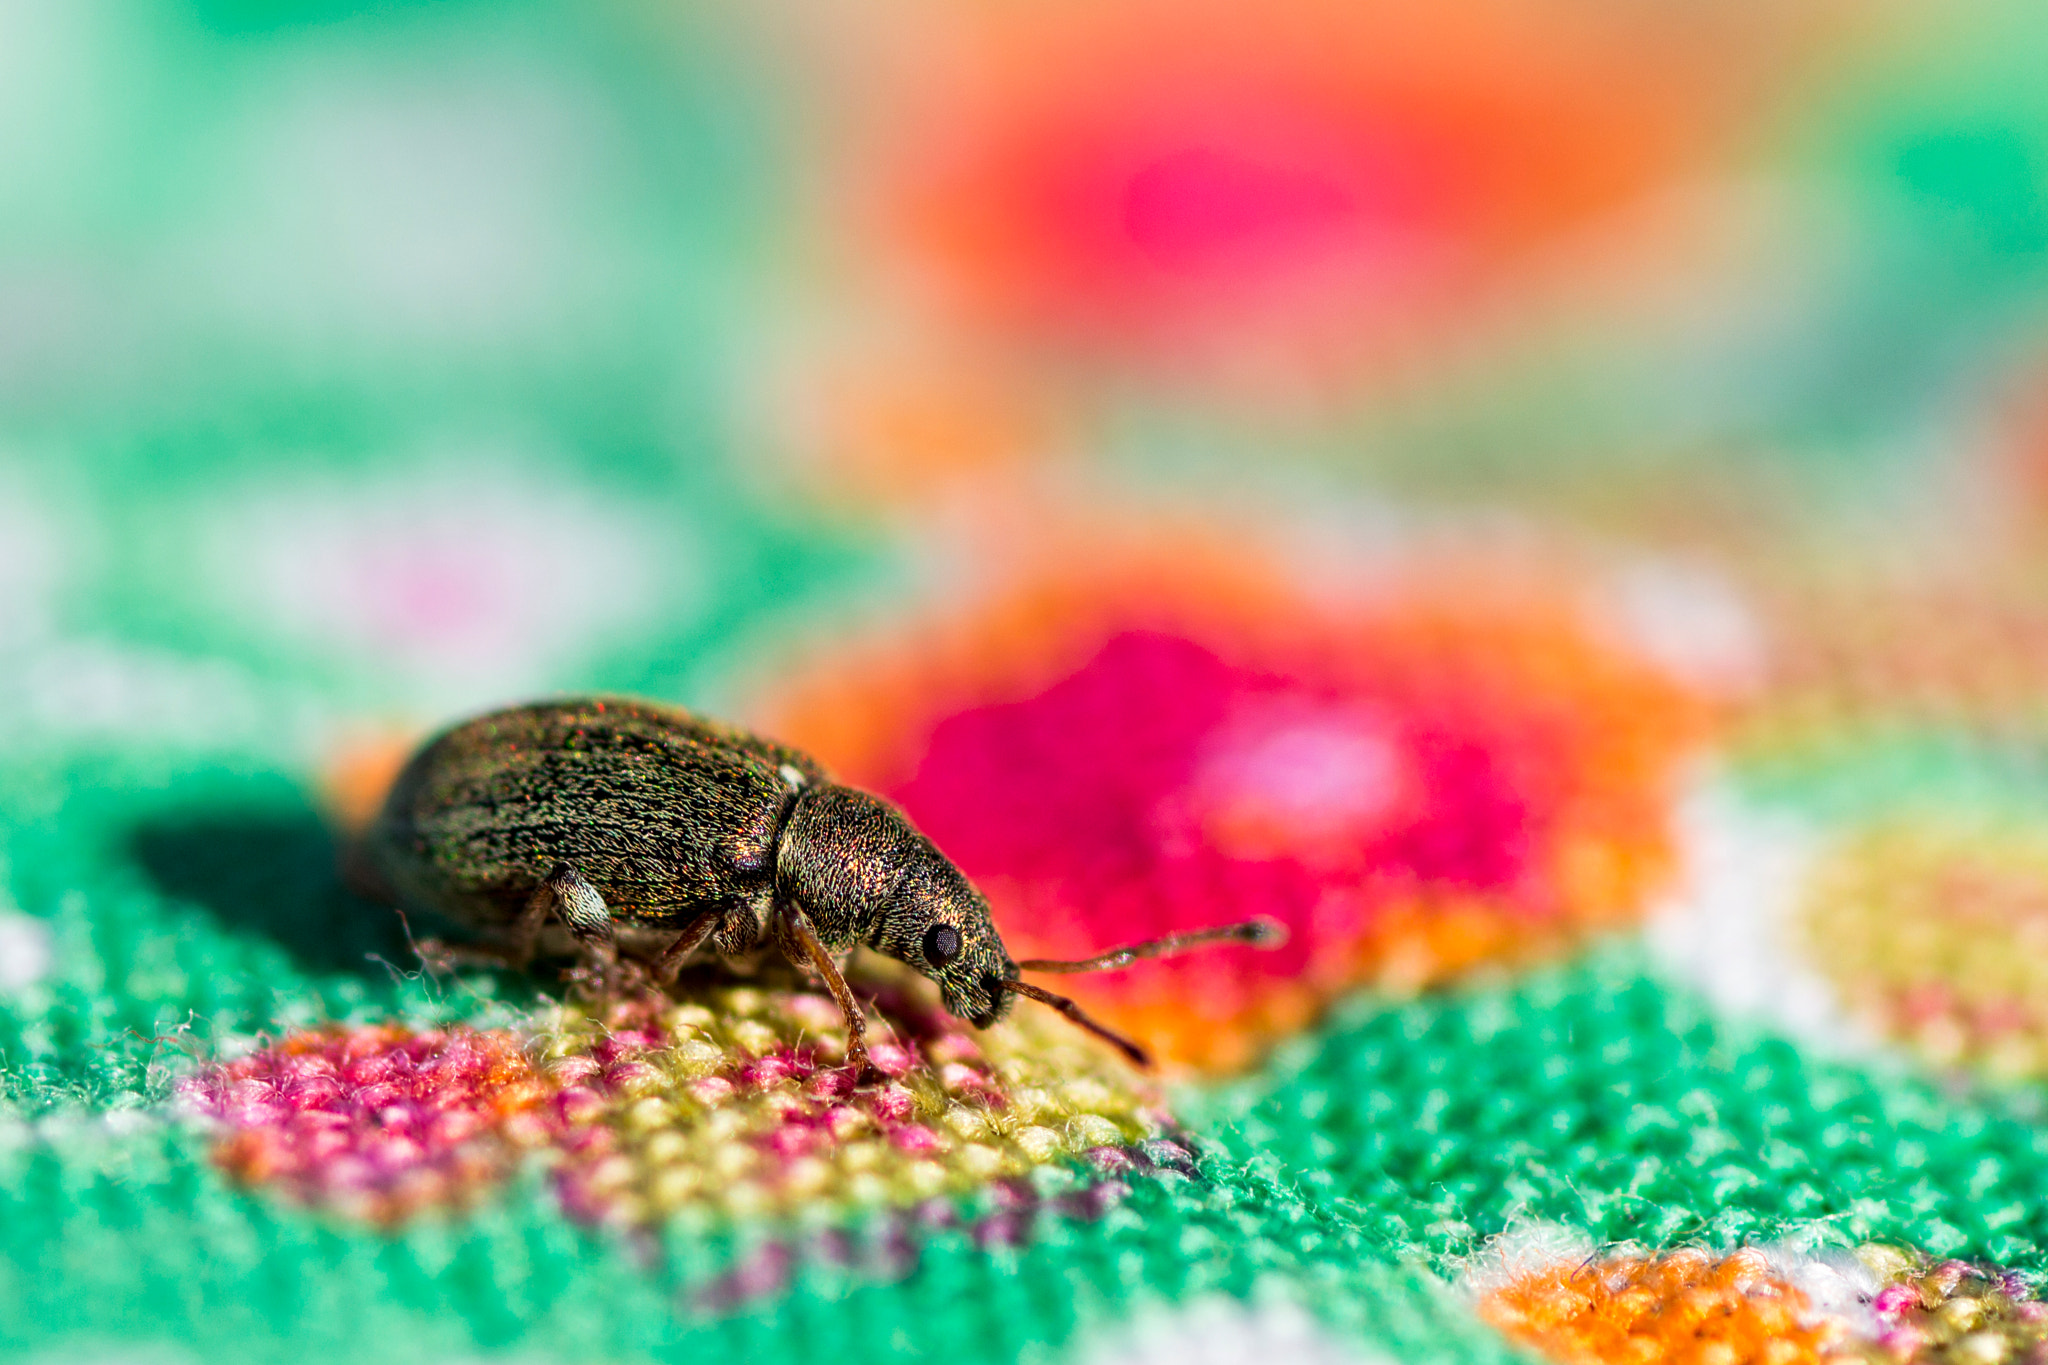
[9, 0, 2048, 1073]
[3, 0, 2046, 707]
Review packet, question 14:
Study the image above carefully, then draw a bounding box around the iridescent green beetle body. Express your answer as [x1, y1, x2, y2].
[369, 697, 827, 962]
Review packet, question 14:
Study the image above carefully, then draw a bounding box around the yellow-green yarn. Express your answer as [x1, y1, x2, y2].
[539, 974, 1161, 1226]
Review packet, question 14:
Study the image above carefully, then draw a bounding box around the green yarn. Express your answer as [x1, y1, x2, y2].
[0, 758, 541, 1120]
[0, 1110, 1520, 1365]
[1730, 731, 2048, 825]
[18, 749, 2048, 1358]
[17, 1, 2048, 1360]
[1201, 952, 2048, 1269]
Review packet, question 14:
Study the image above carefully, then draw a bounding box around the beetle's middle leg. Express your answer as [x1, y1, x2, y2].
[648, 909, 722, 983]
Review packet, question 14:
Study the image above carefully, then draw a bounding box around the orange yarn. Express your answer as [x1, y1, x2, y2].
[1482, 1250, 1845, 1365]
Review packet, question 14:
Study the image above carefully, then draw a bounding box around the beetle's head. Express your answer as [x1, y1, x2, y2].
[779, 782, 1276, 1067]
[875, 855, 1017, 1029]
[777, 784, 1016, 1026]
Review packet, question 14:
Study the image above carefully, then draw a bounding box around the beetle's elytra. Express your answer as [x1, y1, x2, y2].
[359, 696, 1279, 1077]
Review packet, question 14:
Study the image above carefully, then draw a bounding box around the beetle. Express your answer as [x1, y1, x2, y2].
[358, 696, 1280, 1077]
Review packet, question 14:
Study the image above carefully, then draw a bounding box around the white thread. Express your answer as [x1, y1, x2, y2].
[0, 909, 50, 993]
[1067, 1293, 1386, 1365]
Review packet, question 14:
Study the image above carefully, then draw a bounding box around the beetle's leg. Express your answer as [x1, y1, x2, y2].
[413, 864, 619, 981]
[777, 904, 873, 1082]
[649, 909, 722, 983]
[529, 860, 617, 966]
[484, 880, 553, 971]
[413, 937, 529, 974]
[412, 890, 552, 973]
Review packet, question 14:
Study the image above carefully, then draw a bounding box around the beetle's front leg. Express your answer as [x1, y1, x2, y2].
[775, 903, 874, 1083]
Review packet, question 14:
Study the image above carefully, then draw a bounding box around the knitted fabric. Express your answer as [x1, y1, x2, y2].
[186, 1025, 558, 1223]
[14, 2, 2048, 1365]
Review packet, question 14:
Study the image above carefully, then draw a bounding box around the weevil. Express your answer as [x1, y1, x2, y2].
[359, 696, 1280, 1077]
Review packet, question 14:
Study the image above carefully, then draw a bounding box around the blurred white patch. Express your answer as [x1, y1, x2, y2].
[1195, 701, 1406, 830]
[1067, 1296, 1382, 1365]
[2, 639, 291, 749]
[1602, 557, 1766, 699]
[0, 908, 51, 993]
[0, 463, 69, 650]
[1647, 782, 1869, 1056]
[184, 53, 622, 348]
[203, 460, 687, 710]
[1173, 695, 1415, 869]
[0, 260, 132, 402]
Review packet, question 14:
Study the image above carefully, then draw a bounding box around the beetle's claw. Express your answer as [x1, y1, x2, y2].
[562, 952, 664, 1002]
[414, 937, 521, 975]
[842, 1039, 887, 1089]
[413, 938, 460, 974]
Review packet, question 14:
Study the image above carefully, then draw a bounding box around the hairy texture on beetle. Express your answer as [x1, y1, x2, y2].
[369, 698, 822, 936]
[363, 695, 1028, 1041]
[779, 786, 1016, 1027]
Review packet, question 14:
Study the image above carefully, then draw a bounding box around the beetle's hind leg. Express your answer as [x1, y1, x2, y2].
[414, 862, 626, 987]
[528, 860, 618, 962]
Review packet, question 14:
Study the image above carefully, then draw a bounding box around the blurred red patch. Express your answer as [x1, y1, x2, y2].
[768, 547, 1708, 1071]
[869, 0, 1810, 375]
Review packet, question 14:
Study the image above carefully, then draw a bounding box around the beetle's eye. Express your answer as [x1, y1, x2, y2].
[923, 923, 962, 966]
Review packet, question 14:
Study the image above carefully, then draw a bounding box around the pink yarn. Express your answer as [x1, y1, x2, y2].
[184, 1027, 555, 1221]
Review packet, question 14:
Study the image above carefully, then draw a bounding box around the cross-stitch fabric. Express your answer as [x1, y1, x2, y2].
[9, 4, 2048, 1365]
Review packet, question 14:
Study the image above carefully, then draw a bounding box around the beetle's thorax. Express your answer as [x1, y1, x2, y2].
[773, 784, 910, 947]
[774, 783, 1015, 1026]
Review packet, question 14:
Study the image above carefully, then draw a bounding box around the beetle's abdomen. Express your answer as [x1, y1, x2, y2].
[367, 698, 803, 929]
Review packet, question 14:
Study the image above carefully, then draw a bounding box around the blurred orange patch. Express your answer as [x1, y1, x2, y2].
[1481, 1249, 1844, 1365]
[771, 346, 1063, 506]
[853, 0, 1821, 375]
[319, 726, 419, 839]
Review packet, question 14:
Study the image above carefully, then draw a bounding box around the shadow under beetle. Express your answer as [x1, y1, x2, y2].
[358, 696, 1280, 1079]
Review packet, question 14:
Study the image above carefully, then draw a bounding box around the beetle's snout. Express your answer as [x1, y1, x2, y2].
[969, 988, 1004, 1031]
[939, 964, 1012, 1031]
[980, 968, 1016, 1028]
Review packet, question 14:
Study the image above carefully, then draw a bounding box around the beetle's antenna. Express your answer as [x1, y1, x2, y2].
[1015, 917, 1286, 974]
[1007, 980, 1151, 1068]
